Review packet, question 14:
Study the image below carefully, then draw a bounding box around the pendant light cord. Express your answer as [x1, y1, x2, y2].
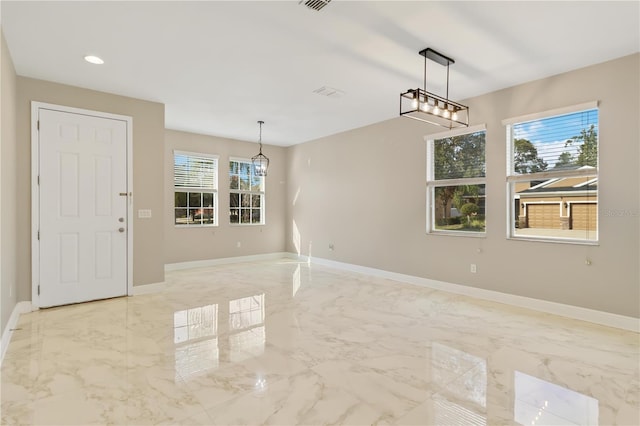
[258, 120, 264, 154]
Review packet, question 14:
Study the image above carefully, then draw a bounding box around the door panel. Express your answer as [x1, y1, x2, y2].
[59, 153, 79, 217]
[39, 108, 128, 307]
[59, 233, 79, 283]
[95, 156, 113, 216]
[95, 232, 113, 279]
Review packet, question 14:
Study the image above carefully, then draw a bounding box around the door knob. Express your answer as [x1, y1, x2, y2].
[118, 217, 124, 222]
[118, 227, 125, 233]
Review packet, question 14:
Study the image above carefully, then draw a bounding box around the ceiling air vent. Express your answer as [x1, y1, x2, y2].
[313, 86, 345, 99]
[299, 0, 332, 12]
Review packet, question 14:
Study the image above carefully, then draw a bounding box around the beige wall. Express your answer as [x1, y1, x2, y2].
[15, 77, 165, 301]
[3, 47, 637, 321]
[286, 53, 640, 318]
[165, 129, 286, 264]
[1, 30, 18, 333]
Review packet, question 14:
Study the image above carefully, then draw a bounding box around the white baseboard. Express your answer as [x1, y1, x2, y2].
[287, 253, 639, 333]
[1, 301, 33, 365]
[132, 253, 294, 297]
[132, 281, 167, 295]
[165, 252, 291, 272]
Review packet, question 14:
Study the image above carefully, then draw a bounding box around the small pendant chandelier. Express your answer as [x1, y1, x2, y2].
[251, 120, 269, 177]
[400, 47, 469, 129]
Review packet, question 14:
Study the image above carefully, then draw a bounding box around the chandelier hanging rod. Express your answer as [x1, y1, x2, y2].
[421, 48, 454, 102]
[257, 120, 264, 153]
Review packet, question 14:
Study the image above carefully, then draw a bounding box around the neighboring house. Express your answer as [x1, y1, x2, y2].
[516, 167, 597, 231]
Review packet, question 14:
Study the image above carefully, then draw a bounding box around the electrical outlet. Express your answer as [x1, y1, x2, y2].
[236, 241, 241, 248]
[470, 264, 477, 273]
[329, 244, 334, 251]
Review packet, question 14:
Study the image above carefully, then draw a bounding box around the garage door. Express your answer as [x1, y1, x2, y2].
[572, 203, 597, 231]
[527, 204, 560, 229]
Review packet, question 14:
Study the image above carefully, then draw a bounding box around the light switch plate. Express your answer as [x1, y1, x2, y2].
[138, 209, 152, 218]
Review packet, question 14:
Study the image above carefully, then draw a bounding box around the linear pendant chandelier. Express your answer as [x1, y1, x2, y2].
[399, 47, 469, 129]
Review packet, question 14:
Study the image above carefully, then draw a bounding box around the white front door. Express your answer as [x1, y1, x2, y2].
[37, 107, 129, 307]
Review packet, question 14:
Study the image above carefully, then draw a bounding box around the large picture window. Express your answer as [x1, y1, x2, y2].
[504, 103, 598, 243]
[229, 158, 265, 225]
[426, 125, 486, 235]
[173, 151, 218, 226]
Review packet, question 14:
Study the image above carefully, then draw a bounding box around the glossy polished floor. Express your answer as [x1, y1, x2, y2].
[1, 259, 638, 425]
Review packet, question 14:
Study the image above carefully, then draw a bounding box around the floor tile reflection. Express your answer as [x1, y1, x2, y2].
[1, 259, 638, 425]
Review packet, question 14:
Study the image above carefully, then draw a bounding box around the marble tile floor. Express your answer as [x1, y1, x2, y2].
[1, 259, 638, 425]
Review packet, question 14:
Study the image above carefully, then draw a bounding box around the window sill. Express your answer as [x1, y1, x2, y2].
[507, 235, 599, 246]
[174, 224, 218, 228]
[427, 230, 486, 238]
[229, 223, 265, 227]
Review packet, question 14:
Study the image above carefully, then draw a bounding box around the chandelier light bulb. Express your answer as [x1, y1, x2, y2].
[433, 105, 440, 115]
[452, 111, 458, 121]
[443, 109, 451, 119]
[411, 98, 418, 109]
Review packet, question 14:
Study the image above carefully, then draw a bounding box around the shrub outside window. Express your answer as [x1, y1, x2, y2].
[174, 151, 218, 226]
[426, 125, 487, 235]
[229, 158, 265, 225]
[504, 103, 598, 243]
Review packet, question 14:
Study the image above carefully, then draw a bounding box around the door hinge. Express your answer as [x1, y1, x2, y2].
[37, 175, 40, 185]
[38, 285, 40, 295]
[37, 120, 40, 131]
[37, 230, 40, 240]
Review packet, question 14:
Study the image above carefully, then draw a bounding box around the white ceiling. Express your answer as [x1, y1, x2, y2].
[2, 1, 639, 146]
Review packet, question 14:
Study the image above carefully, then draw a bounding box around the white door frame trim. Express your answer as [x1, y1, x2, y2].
[31, 102, 134, 308]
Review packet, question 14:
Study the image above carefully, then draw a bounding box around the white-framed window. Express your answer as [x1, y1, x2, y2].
[504, 102, 598, 243]
[229, 158, 265, 225]
[173, 151, 218, 226]
[426, 124, 486, 235]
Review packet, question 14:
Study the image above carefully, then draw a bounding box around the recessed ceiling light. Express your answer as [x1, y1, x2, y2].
[84, 55, 104, 65]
